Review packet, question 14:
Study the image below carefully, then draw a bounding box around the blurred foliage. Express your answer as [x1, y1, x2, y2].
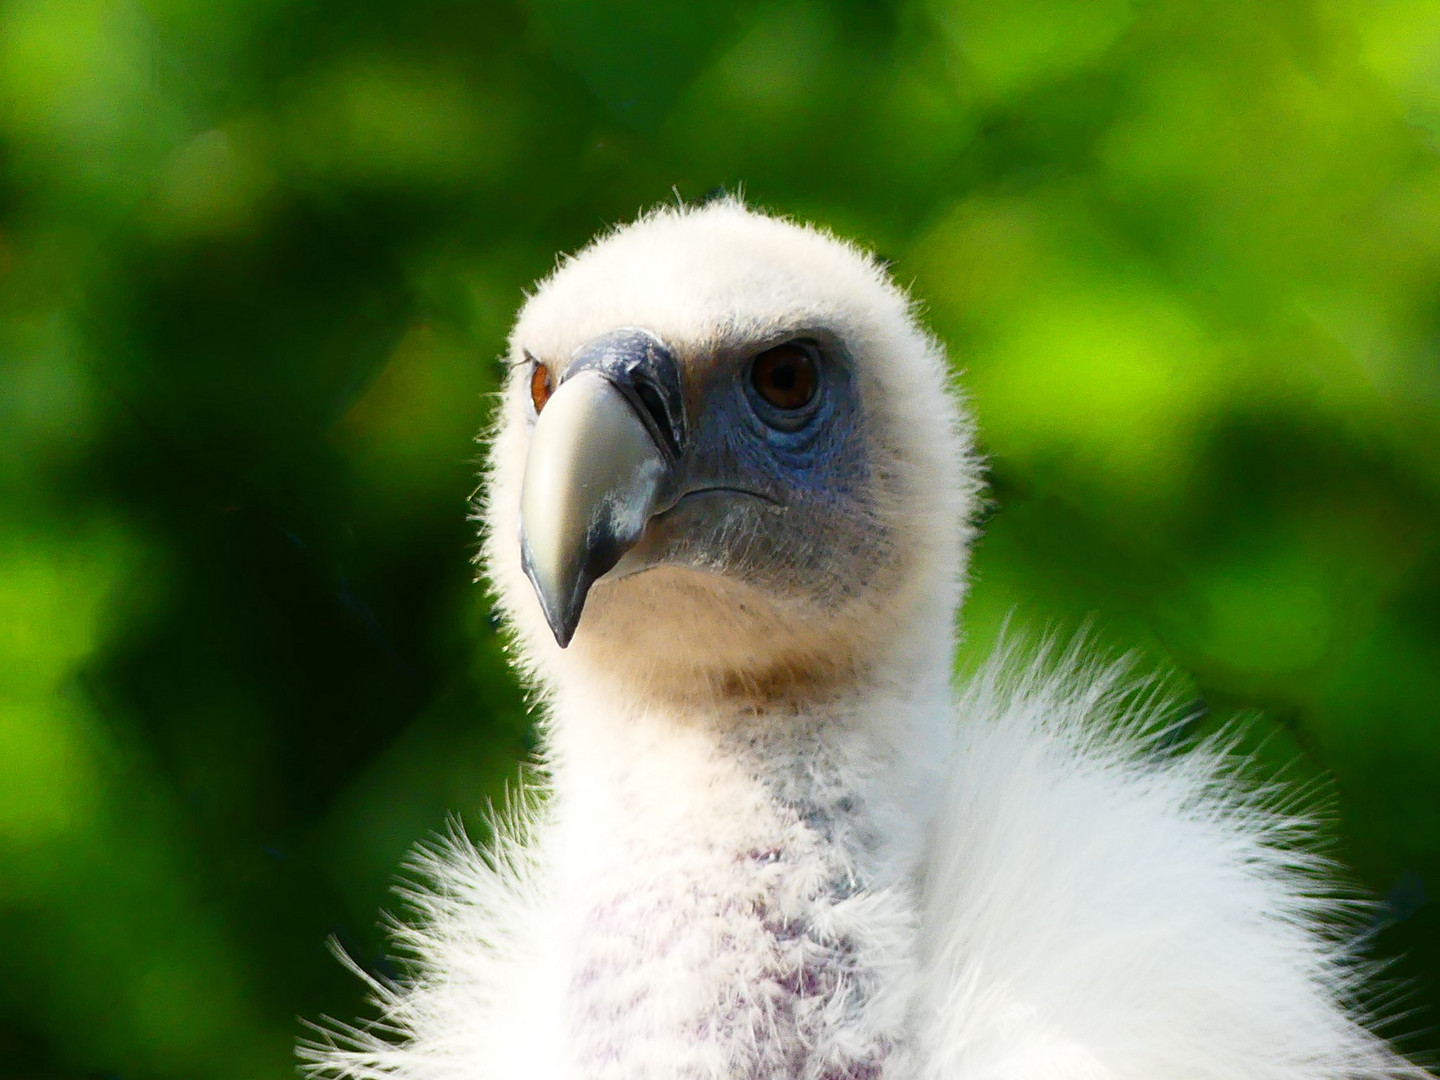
[1, 0, 1438, 1075]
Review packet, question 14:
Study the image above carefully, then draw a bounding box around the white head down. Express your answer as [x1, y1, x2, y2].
[483, 200, 981, 710]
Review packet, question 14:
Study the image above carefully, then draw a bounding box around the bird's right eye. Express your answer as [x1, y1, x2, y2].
[530, 362, 555, 414]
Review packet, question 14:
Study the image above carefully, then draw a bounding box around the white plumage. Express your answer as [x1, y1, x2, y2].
[306, 201, 1429, 1080]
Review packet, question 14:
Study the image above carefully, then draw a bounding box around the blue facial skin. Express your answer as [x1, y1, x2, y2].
[733, 342, 861, 497]
[619, 333, 885, 609]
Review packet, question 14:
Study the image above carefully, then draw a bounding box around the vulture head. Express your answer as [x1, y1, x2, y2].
[483, 200, 981, 706]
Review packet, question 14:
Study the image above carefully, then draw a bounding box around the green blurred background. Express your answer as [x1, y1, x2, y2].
[2, 0, 1439, 1075]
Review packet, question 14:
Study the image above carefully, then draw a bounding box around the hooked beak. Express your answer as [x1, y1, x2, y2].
[518, 330, 685, 647]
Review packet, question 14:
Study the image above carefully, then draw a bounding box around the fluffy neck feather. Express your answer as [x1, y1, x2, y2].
[536, 655, 953, 1080]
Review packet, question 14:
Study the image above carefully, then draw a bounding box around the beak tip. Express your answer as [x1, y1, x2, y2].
[545, 598, 579, 649]
[521, 539, 586, 649]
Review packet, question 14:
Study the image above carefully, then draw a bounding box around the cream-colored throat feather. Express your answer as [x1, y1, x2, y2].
[305, 201, 1429, 1080]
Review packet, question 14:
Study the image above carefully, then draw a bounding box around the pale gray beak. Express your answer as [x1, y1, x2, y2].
[518, 330, 685, 647]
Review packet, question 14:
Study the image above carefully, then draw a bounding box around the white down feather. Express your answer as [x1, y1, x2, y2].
[305, 643, 1426, 1080]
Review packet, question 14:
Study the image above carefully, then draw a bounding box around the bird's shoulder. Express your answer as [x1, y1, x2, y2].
[916, 645, 1422, 1080]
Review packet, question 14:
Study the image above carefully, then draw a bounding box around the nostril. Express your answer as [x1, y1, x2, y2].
[633, 377, 681, 459]
[565, 327, 687, 460]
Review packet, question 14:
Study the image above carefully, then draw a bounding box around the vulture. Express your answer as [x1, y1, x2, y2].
[307, 200, 1429, 1080]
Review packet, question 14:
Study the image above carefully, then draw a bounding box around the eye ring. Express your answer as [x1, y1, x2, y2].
[745, 340, 824, 430]
[528, 358, 555, 414]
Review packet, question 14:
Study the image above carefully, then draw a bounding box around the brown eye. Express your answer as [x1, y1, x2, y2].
[529, 361, 554, 414]
[749, 343, 819, 412]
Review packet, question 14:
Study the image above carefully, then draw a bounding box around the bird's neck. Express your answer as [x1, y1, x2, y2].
[546, 670, 952, 874]
[539, 671, 952, 1077]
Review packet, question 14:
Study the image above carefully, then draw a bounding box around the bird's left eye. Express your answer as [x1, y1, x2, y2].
[530, 362, 555, 414]
[748, 342, 820, 415]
